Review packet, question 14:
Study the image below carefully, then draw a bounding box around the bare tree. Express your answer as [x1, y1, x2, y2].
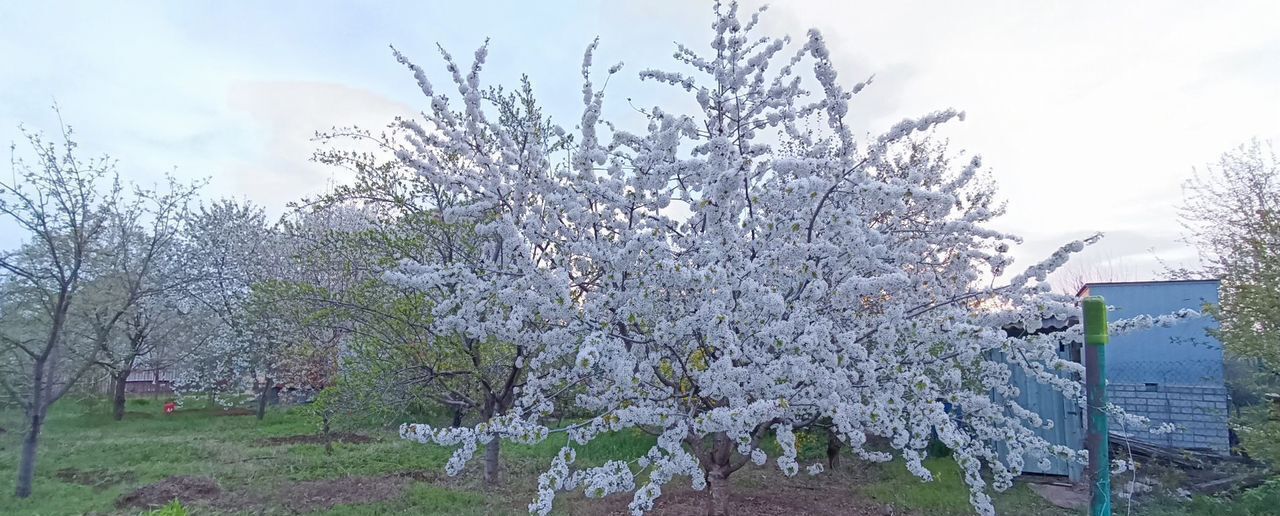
[1053, 254, 1139, 296]
[0, 120, 117, 499]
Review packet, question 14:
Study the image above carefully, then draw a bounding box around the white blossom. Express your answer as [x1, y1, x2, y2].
[384, 3, 1156, 515]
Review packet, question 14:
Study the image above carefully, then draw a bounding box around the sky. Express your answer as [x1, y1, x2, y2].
[1, 1, 1278, 288]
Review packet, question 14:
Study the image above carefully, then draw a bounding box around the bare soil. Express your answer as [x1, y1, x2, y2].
[1027, 482, 1088, 510]
[259, 432, 374, 446]
[581, 484, 891, 515]
[116, 474, 411, 513]
[55, 467, 138, 490]
[116, 476, 222, 510]
[274, 475, 410, 512]
[578, 468, 893, 516]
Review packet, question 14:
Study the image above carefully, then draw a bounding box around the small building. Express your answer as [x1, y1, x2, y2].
[1080, 279, 1229, 453]
[1003, 279, 1229, 479]
[124, 368, 175, 395]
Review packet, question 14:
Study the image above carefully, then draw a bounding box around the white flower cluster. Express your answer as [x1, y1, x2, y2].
[1110, 308, 1201, 335]
[382, 3, 1180, 515]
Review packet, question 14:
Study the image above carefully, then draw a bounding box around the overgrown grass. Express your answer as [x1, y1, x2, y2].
[0, 398, 1230, 515]
[318, 484, 492, 516]
[1136, 478, 1280, 516]
[861, 457, 1065, 515]
[0, 398, 670, 515]
[0, 399, 492, 515]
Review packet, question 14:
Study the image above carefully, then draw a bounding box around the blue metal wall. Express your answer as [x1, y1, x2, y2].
[996, 346, 1084, 478]
[1004, 280, 1230, 474]
[1084, 280, 1222, 386]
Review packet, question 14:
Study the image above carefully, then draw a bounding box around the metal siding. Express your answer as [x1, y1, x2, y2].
[1000, 281, 1231, 474]
[996, 345, 1084, 478]
[1086, 281, 1222, 386]
[1087, 280, 1231, 453]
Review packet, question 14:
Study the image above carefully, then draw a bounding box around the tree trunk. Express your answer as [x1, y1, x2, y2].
[706, 470, 730, 516]
[323, 410, 333, 455]
[702, 432, 734, 516]
[256, 377, 272, 421]
[826, 427, 842, 469]
[14, 411, 43, 498]
[451, 406, 464, 428]
[483, 437, 501, 486]
[112, 369, 130, 421]
[16, 358, 47, 499]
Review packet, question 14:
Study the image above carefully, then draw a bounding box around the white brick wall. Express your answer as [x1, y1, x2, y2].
[1107, 383, 1230, 453]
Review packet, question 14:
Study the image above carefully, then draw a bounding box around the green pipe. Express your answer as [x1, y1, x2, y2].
[1083, 296, 1110, 516]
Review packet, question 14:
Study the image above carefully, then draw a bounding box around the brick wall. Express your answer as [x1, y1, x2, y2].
[1107, 383, 1229, 453]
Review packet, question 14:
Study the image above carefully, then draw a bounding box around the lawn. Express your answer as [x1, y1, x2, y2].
[1, 398, 1077, 515]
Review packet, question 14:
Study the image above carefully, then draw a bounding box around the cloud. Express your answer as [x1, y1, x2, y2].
[760, 0, 1279, 280]
[221, 80, 415, 214]
[2, 0, 1275, 281]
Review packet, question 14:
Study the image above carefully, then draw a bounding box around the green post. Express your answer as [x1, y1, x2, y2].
[1083, 296, 1110, 516]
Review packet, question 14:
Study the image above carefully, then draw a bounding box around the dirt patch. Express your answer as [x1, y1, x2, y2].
[118, 474, 411, 512]
[1028, 482, 1088, 510]
[55, 468, 138, 490]
[275, 475, 411, 512]
[260, 432, 374, 446]
[579, 476, 890, 515]
[116, 476, 221, 510]
[395, 470, 438, 482]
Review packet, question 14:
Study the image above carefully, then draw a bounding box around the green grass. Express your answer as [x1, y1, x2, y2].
[316, 484, 492, 516]
[1135, 478, 1280, 516]
[0, 399, 503, 515]
[0, 398, 673, 515]
[2, 398, 1232, 515]
[861, 457, 1067, 515]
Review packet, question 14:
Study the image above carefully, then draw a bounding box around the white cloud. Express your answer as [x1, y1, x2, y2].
[221, 80, 415, 214]
[756, 0, 1280, 280]
[1, 1, 1276, 280]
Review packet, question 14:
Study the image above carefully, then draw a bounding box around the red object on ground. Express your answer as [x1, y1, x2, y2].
[164, 401, 177, 414]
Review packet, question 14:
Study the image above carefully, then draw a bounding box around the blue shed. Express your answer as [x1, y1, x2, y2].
[1081, 280, 1228, 453]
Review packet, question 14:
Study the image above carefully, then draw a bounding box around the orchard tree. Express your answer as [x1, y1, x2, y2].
[176, 199, 288, 418]
[1180, 140, 1280, 372]
[95, 292, 208, 420]
[250, 205, 376, 429]
[311, 82, 568, 484]
[1179, 140, 1280, 462]
[385, 4, 1105, 515]
[0, 123, 118, 498]
[84, 176, 203, 420]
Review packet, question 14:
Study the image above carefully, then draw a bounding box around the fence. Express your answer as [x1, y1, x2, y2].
[1107, 359, 1224, 387]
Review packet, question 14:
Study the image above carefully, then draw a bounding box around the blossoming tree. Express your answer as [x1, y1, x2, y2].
[312, 77, 569, 486]
[0, 122, 126, 498]
[392, 3, 1104, 515]
[86, 175, 204, 421]
[175, 199, 289, 417]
